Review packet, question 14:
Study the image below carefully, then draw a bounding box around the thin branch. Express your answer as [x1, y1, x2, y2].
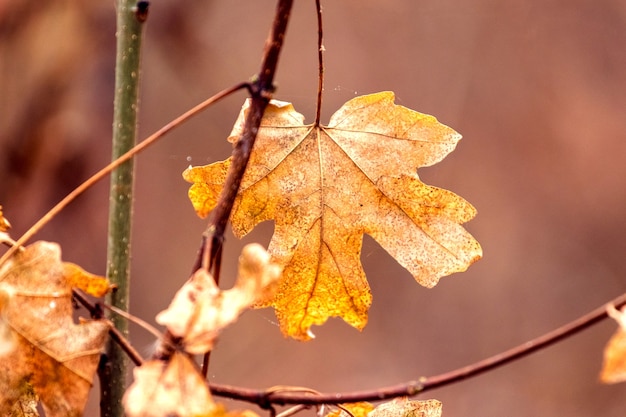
[207, 292, 626, 406]
[102, 0, 148, 413]
[72, 289, 144, 367]
[0, 82, 248, 268]
[190, 0, 294, 379]
[200, 0, 294, 276]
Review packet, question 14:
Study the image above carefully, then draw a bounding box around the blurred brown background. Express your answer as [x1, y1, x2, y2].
[2, 0, 626, 415]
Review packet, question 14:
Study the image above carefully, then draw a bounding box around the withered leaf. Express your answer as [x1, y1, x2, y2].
[0, 241, 110, 416]
[124, 351, 263, 417]
[124, 352, 214, 417]
[184, 91, 482, 339]
[600, 305, 626, 384]
[156, 243, 280, 354]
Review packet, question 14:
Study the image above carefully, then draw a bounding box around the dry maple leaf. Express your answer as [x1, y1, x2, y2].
[156, 243, 280, 354]
[184, 91, 482, 340]
[0, 241, 110, 416]
[600, 305, 626, 384]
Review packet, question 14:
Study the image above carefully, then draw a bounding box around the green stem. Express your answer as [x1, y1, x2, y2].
[101, 1, 147, 416]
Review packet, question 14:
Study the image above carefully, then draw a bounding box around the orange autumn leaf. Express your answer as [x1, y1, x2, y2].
[63, 262, 112, 298]
[600, 305, 626, 384]
[0, 241, 110, 416]
[184, 91, 482, 340]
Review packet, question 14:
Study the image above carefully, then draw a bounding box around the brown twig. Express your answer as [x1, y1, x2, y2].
[206, 292, 626, 406]
[192, 0, 294, 377]
[71, 289, 144, 366]
[199, 0, 294, 276]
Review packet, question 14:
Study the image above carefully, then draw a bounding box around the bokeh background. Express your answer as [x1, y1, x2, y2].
[2, 1, 626, 415]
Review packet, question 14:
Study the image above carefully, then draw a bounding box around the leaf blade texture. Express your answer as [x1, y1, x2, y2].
[184, 91, 482, 340]
[0, 241, 109, 416]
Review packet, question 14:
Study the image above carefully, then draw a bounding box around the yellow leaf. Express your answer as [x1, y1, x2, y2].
[184, 91, 482, 340]
[64, 262, 112, 297]
[155, 244, 281, 354]
[600, 305, 626, 384]
[0, 241, 110, 416]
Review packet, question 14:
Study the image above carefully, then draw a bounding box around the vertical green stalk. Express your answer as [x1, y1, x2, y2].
[101, 1, 147, 416]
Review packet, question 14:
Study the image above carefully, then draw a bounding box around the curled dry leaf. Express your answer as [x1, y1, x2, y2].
[0, 241, 110, 416]
[184, 91, 482, 339]
[600, 305, 626, 384]
[156, 243, 281, 354]
[123, 352, 214, 417]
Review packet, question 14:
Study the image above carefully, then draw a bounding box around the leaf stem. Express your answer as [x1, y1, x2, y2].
[314, 0, 324, 126]
[207, 292, 626, 406]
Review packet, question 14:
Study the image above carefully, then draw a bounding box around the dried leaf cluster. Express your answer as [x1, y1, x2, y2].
[123, 243, 280, 416]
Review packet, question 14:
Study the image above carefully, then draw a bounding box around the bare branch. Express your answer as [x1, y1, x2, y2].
[207, 292, 626, 406]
